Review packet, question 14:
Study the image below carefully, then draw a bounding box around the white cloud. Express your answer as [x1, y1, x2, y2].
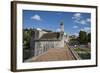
[74, 19, 86, 25]
[72, 13, 81, 19]
[36, 28, 42, 31]
[31, 14, 41, 21]
[86, 18, 91, 22]
[80, 20, 86, 25]
[81, 27, 91, 32]
[84, 27, 90, 31]
[74, 33, 79, 36]
[72, 13, 82, 21]
[73, 25, 78, 28]
[74, 19, 79, 23]
[56, 28, 60, 32]
[72, 13, 91, 25]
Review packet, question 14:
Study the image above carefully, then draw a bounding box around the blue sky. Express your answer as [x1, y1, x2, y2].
[23, 10, 91, 36]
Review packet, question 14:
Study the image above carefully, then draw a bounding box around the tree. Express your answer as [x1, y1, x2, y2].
[23, 28, 32, 49]
[78, 31, 88, 44]
[87, 33, 91, 42]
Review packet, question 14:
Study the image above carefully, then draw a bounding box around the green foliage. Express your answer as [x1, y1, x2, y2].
[74, 48, 84, 51]
[78, 31, 88, 44]
[70, 38, 77, 41]
[74, 48, 90, 52]
[78, 53, 91, 59]
[87, 33, 91, 42]
[23, 29, 33, 60]
[23, 29, 32, 50]
[74, 48, 91, 59]
[78, 31, 91, 44]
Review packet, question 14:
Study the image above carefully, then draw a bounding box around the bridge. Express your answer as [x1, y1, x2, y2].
[64, 41, 81, 60]
[25, 41, 81, 62]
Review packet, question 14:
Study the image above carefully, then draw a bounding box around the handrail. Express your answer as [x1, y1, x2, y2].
[65, 41, 81, 60]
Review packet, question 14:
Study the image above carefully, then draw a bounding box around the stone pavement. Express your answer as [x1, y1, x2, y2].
[25, 45, 75, 62]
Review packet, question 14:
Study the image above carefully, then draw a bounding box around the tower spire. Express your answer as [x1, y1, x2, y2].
[59, 20, 64, 40]
[60, 20, 64, 32]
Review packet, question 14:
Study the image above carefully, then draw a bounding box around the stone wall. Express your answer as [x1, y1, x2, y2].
[34, 40, 64, 56]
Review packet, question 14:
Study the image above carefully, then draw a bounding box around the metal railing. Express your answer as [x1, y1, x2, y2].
[65, 41, 81, 60]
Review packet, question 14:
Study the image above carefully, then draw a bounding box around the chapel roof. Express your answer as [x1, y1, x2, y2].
[39, 32, 60, 40]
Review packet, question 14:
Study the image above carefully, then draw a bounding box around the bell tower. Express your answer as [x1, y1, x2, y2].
[60, 20, 64, 39]
[60, 21, 64, 32]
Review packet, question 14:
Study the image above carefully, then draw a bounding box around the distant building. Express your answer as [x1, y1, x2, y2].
[30, 22, 65, 56]
[69, 35, 78, 39]
[64, 35, 70, 43]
